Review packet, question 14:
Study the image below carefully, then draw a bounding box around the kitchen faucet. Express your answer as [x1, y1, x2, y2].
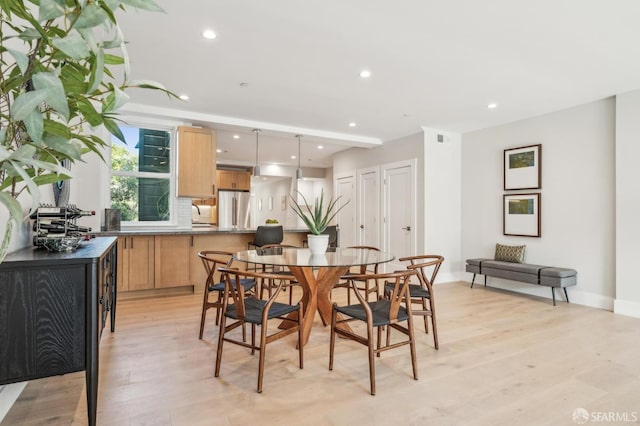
[192, 203, 201, 215]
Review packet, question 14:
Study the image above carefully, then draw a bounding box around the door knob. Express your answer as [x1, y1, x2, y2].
[360, 224, 364, 229]
[402, 226, 411, 231]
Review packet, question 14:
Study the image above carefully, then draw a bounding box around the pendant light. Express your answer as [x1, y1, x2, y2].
[295, 134, 303, 180]
[253, 128, 261, 177]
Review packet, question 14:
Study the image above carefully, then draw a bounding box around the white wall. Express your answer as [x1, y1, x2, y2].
[462, 98, 616, 309]
[614, 90, 640, 318]
[423, 127, 462, 282]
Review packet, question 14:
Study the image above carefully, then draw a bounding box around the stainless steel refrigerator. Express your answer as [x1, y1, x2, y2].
[218, 190, 250, 228]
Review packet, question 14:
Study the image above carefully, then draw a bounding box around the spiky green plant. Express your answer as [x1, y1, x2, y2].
[0, 0, 176, 262]
[289, 189, 347, 234]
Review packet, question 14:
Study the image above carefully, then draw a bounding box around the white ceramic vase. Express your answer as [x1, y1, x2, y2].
[309, 253, 329, 266]
[307, 234, 329, 255]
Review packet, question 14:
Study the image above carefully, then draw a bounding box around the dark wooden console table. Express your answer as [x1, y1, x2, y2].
[0, 237, 117, 426]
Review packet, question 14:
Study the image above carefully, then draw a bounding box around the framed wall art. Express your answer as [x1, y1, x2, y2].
[503, 193, 541, 237]
[504, 144, 541, 190]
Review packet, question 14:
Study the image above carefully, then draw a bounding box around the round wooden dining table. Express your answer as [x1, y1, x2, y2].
[233, 247, 395, 345]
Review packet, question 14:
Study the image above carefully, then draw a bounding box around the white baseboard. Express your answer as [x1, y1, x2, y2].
[461, 272, 614, 311]
[435, 271, 465, 284]
[0, 382, 27, 423]
[614, 298, 640, 319]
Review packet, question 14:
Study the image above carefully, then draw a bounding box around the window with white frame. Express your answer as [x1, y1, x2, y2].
[110, 125, 174, 223]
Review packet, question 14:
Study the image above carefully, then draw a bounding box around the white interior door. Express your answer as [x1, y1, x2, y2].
[382, 160, 416, 271]
[357, 167, 379, 247]
[335, 174, 356, 247]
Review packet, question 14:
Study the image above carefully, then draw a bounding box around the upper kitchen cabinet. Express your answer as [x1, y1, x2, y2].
[177, 126, 216, 198]
[216, 169, 251, 191]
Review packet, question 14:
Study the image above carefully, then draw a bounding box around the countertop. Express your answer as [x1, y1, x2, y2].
[97, 226, 309, 236]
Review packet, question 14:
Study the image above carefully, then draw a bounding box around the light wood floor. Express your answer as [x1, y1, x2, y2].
[3, 282, 640, 426]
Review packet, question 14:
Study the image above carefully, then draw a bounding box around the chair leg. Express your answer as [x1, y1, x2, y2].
[430, 299, 439, 350]
[422, 299, 429, 334]
[407, 317, 418, 381]
[251, 324, 256, 355]
[298, 303, 304, 369]
[199, 305, 207, 340]
[367, 323, 376, 395]
[214, 316, 227, 377]
[215, 292, 222, 325]
[199, 288, 210, 339]
[376, 325, 382, 358]
[257, 324, 268, 393]
[329, 305, 337, 371]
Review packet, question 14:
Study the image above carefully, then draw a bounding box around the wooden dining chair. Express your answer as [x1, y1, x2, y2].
[215, 267, 304, 393]
[197, 251, 257, 339]
[259, 244, 299, 304]
[384, 255, 444, 349]
[334, 245, 381, 304]
[329, 269, 418, 395]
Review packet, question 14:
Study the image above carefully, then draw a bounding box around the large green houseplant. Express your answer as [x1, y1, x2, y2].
[0, 0, 174, 262]
[290, 189, 347, 254]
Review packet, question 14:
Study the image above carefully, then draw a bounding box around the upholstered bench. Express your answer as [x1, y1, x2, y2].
[466, 251, 577, 305]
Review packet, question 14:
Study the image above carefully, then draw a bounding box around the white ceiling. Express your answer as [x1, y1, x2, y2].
[116, 0, 640, 167]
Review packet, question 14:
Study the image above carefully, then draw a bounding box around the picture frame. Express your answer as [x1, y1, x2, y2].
[504, 144, 541, 190]
[503, 193, 541, 237]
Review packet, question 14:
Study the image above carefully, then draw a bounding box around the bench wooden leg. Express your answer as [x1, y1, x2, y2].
[551, 287, 556, 306]
[484, 275, 487, 287]
[563, 287, 570, 303]
[471, 273, 476, 288]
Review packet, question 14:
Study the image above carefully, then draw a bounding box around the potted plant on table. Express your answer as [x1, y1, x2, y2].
[290, 189, 347, 255]
[0, 0, 175, 263]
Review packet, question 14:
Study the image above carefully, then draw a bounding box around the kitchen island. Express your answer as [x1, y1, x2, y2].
[98, 227, 307, 298]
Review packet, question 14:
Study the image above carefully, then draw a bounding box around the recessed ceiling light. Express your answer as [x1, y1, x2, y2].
[348, 122, 357, 127]
[488, 103, 498, 109]
[359, 70, 371, 78]
[216, 149, 222, 153]
[239, 82, 248, 88]
[291, 155, 296, 159]
[233, 134, 239, 139]
[179, 94, 189, 100]
[202, 30, 217, 40]
[317, 145, 323, 150]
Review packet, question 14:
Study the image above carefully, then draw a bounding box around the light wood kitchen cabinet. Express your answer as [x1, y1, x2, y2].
[154, 235, 193, 288]
[177, 126, 216, 198]
[216, 169, 251, 191]
[117, 235, 155, 292]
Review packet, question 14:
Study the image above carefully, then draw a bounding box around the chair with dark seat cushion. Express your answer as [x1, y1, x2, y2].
[384, 254, 444, 349]
[334, 245, 381, 304]
[197, 250, 257, 339]
[215, 267, 304, 393]
[329, 269, 418, 395]
[248, 225, 284, 249]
